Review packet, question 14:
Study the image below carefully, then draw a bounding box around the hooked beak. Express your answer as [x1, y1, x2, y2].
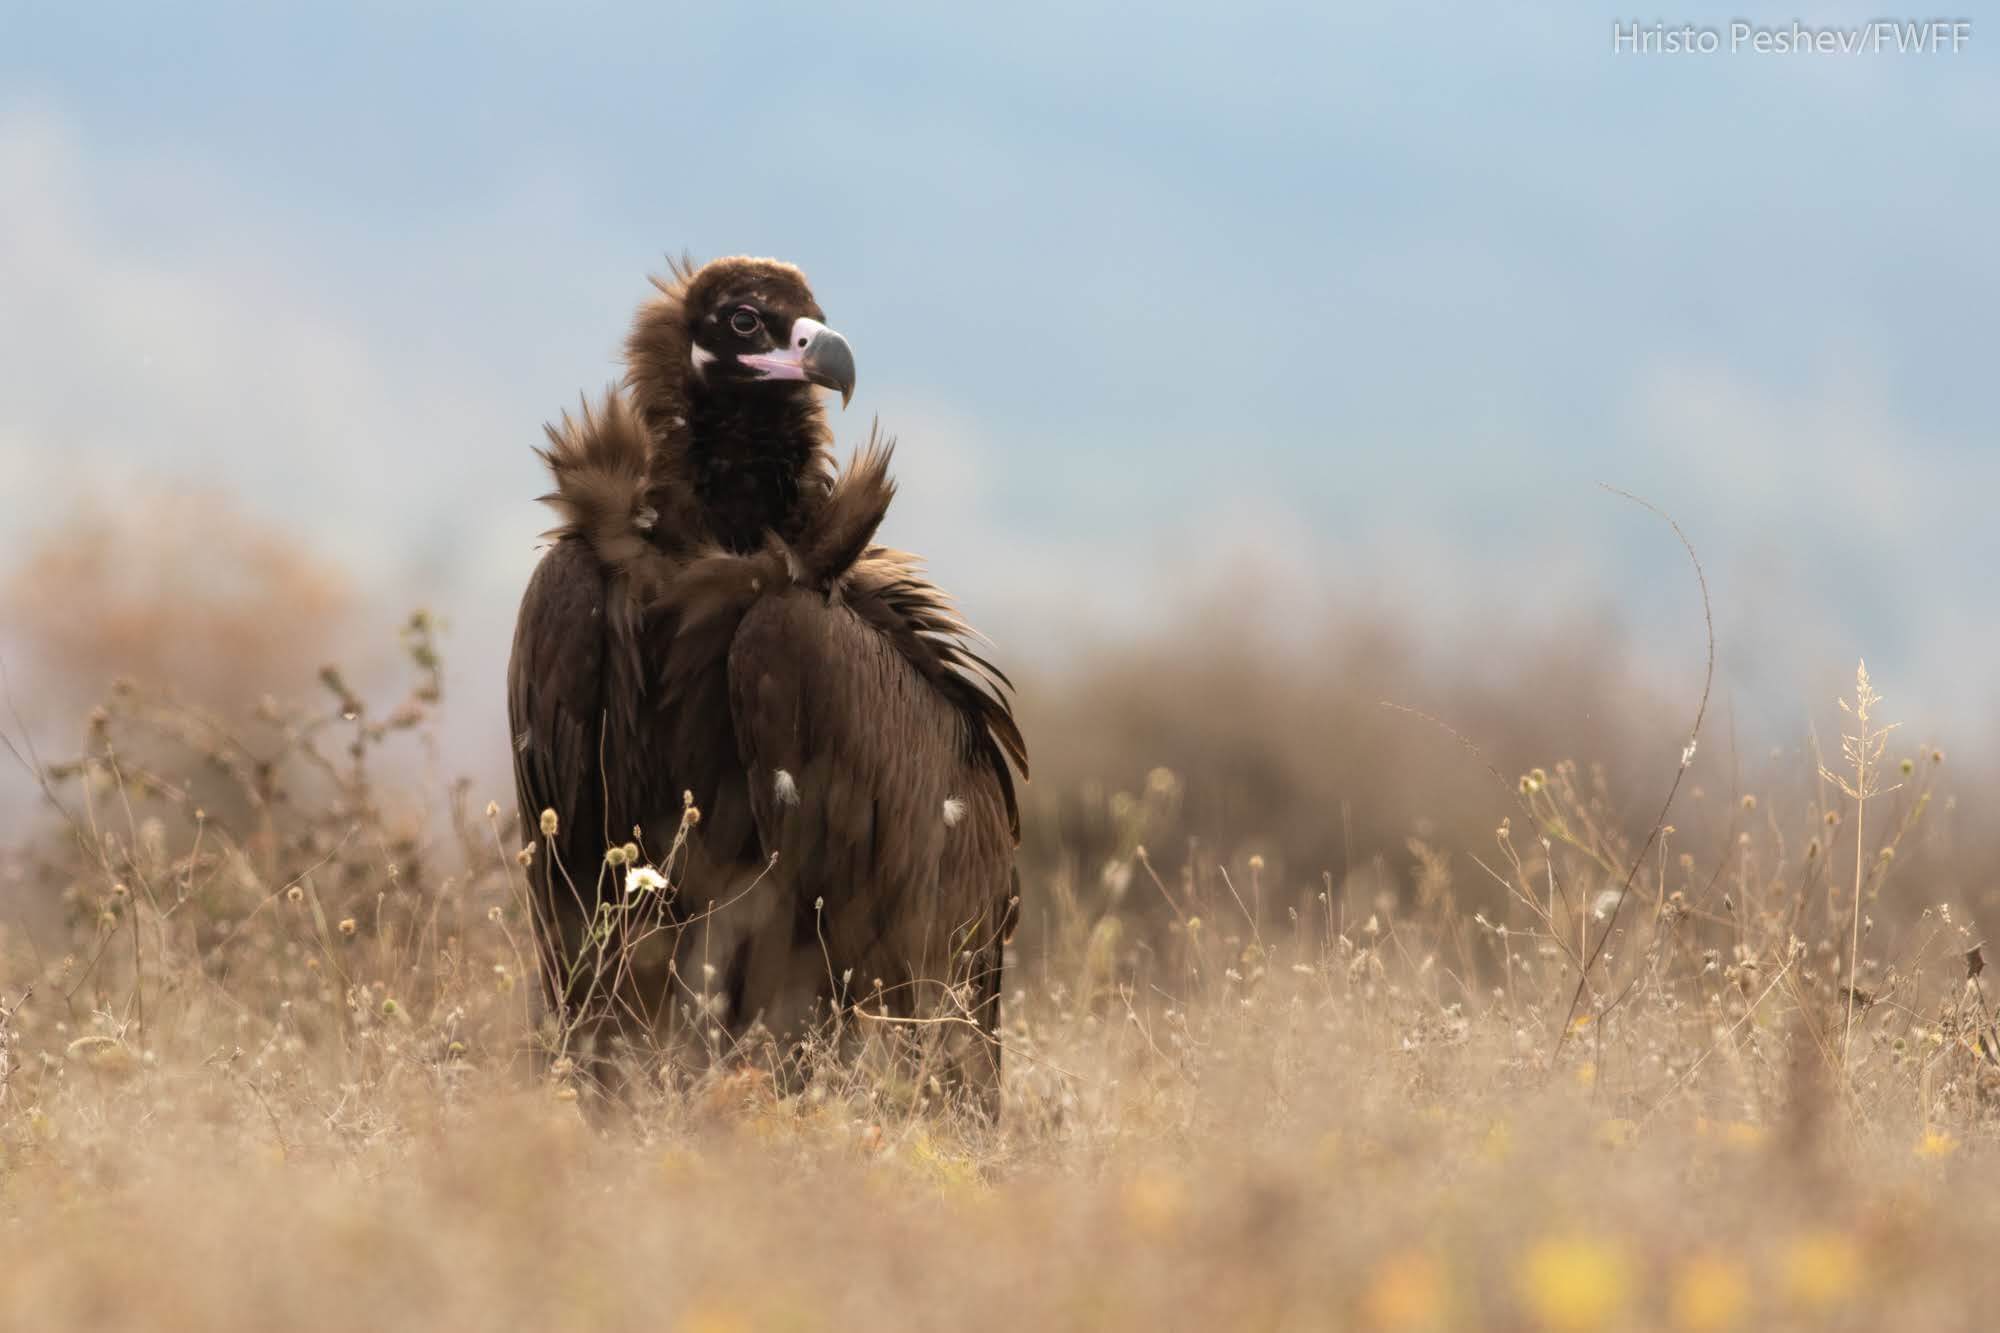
[737, 317, 856, 407]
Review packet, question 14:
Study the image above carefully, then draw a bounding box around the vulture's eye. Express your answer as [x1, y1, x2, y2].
[729, 307, 763, 336]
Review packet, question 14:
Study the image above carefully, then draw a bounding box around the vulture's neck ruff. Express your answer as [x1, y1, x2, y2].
[682, 386, 826, 554]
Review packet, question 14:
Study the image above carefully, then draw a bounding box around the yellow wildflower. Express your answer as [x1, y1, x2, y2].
[1915, 1128, 1958, 1159]
[1783, 1230, 1860, 1310]
[1365, 1249, 1446, 1329]
[1518, 1236, 1629, 1332]
[1672, 1254, 1750, 1330]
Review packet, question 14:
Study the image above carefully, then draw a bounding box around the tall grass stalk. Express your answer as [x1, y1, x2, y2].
[1825, 660, 1897, 1073]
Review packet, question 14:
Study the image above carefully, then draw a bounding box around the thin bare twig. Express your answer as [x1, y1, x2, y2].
[1552, 486, 1715, 1060]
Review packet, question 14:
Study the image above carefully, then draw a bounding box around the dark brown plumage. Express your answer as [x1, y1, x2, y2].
[508, 257, 1025, 1112]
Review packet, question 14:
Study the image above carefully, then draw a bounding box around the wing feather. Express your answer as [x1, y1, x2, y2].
[727, 589, 1016, 1005]
[507, 538, 614, 992]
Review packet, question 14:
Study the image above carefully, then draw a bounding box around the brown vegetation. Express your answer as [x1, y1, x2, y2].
[2, 489, 357, 716]
[2, 560, 1996, 1328]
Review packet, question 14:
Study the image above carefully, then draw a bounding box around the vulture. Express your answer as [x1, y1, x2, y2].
[507, 256, 1026, 1112]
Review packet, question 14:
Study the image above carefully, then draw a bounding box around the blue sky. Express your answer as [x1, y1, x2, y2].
[1, 2, 1995, 765]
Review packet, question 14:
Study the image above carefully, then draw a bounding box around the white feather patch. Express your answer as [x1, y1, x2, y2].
[942, 797, 966, 827]
[774, 770, 799, 806]
[690, 345, 716, 374]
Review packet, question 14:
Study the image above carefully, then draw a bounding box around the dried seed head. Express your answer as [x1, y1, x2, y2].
[539, 808, 559, 837]
[338, 917, 358, 938]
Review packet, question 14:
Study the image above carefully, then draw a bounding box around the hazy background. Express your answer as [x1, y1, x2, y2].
[1, 2, 1994, 823]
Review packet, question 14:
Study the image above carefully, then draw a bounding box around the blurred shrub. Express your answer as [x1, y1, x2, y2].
[2, 487, 355, 715]
[1014, 603, 1694, 943]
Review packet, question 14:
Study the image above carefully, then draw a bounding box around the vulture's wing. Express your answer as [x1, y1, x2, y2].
[725, 582, 1020, 1021]
[507, 537, 613, 981]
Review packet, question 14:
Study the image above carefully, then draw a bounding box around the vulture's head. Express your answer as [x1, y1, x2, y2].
[686, 259, 856, 406]
[627, 257, 855, 428]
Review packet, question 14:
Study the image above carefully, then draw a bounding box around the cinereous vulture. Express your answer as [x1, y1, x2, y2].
[508, 256, 1025, 1112]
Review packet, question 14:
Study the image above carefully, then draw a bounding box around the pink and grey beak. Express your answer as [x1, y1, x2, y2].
[737, 317, 856, 407]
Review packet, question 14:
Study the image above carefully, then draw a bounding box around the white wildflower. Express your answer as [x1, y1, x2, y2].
[624, 865, 668, 896]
